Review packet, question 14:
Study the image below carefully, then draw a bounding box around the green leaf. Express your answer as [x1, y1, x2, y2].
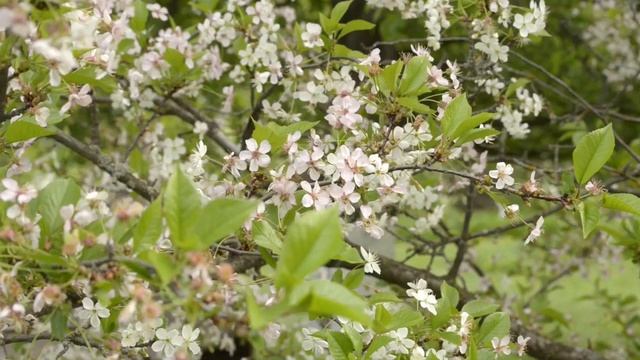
[461, 299, 499, 318]
[376, 307, 424, 332]
[333, 245, 363, 264]
[4, 120, 55, 143]
[438, 331, 461, 345]
[603, 193, 640, 216]
[338, 20, 375, 39]
[431, 281, 458, 327]
[377, 61, 402, 96]
[343, 268, 365, 289]
[276, 207, 344, 287]
[397, 97, 433, 114]
[291, 280, 371, 326]
[368, 292, 401, 305]
[364, 336, 393, 359]
[7, 246, 67, 267]
[50, 308, 69, 340]
[139, 250, 178, 285]
[477, 312, 510, 345]
[194, 198, 258, 249]
[441, 94, 472, 139]
[133, 198, 163, 252]
[572, 124, 615, 185]
[450, 112, 494, 140]
[344, 324, 363, 354]
[63, 67, 117, 93]
[253, 221, 282, 254]
[131, 0, 149, 33]
[319, 13, 337, 34]
[398, 56, 430, 96]
[330, 1, 353, 24]
[164, 48, 188, 73]
[37, 179, 81, 235]
[441, 281, 459, 312]
[163, 167, 201, 249]
[326, 331, 353, 360]
[246, 291, 288, 330]
[577, 199, 600, 239]
[455, 127, 500, 145]
[252, 121, 317, 151]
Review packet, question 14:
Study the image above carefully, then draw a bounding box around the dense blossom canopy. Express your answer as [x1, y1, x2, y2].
[0, 0, 639, 359]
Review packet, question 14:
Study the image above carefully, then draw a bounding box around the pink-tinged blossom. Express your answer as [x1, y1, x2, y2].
[329, 182, 361, 215]
[0, 178, 37, 204]
[300, 181, 330, 210]
[357, 205, 384, 239]
[492, 336, 511, 356]
[325, 96, 363, 130]
[61, 85, 92, 114]
[326, 146, 370, 186]
[525, 216, 544, 245]
[268, 169, 297, 217]
[31, 40, 77, 86]
[293, 147, 324, 180]
[427, 65, 449, 87]
[222, 152, 247, 178]
[239, 139, 271, 172]
[283, 131, 301, 157]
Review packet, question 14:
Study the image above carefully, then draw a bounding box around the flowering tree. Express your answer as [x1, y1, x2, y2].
[0, 0, 639, 359]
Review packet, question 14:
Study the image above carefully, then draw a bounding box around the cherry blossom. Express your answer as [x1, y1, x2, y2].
[489, 162, 515, 189]
[239, 139, 271, 172]
[360, 247, 381, 274]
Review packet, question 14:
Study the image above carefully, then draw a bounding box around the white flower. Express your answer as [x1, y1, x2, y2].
[147, 3, 169, 21]
[492, 336, 511, 356]
[301, 328, 328, 356]
[61, 85, 92, 114]
[328, 182, 361, 215]
[33, 285, 65, 313]
[387, 327, 415, 354]
[427, 65, 449, 87]
[181, 324, 201, 355]
[239, 139, 271, 172]
[79, 297, 110, 329]
[474, 33, 509, 63]
[223, 152, 247, 178]
[489, 162, 514, 189]
[34, 106, 50, 127]
[301, 23, 324, 48]
[360, 48, 381, 66]
[513, 13, 537, 37]
[425, 348, 447, 360]
[517, 335, 530, 356]
[121, 323, 140, 347]
[295, 81, 329, 105]
[505, 204, 519, 217]
[32, 40, 77, 86]
[0, 178, 37, 204]
[406, 279, 438, 315]
[152, 328, 184, 357]
[300, 181, 330, 210]
[525, 216, 544, 245]
[325, 96, 363, 130]
[360, 247, 381, 275]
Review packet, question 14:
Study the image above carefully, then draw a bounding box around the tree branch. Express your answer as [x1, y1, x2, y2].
[447, 184, 474, 280]
[240, 84, 278, 148]
[51, 131, 158, 201]
[158, 98, 240, 154]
